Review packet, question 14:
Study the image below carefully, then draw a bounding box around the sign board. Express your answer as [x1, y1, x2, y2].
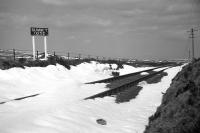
[30, 27, 49, 60]
[30, 27, 48, 36]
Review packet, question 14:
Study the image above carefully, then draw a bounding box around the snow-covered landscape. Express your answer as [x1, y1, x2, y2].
[0, 0, 199, 132]
[0, 62, 183, 133]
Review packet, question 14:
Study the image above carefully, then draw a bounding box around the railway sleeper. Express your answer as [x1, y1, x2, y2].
[84, 67, 170, 100]
[85, 67, 163, 84]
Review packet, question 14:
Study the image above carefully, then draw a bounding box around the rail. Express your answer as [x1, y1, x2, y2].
[84, 67, 170, 100]
[85, 67, 163, 84]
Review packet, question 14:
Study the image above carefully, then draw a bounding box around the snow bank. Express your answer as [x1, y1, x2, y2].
[69, 61, 114, 82]
[0, 62, 183, 133]
[119, 65, 153, 75]
[140, 72, 149, 75]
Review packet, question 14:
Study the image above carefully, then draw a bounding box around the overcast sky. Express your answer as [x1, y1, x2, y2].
[0, 0, 200, 60]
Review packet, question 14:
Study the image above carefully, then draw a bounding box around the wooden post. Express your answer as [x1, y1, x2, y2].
[188, 49, 191, 62]
[79, 54, 81, 60]
[13, 49, 15, 61]
[118, 58, 121, 63]
[32, 36, 36, 60]
[67, 52, 70, 60]
[44, 36, 47, 60]
[36, 51, 39, 60]
[187, 28, 198, 60]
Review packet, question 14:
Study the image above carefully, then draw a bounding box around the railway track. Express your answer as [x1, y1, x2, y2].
[84, 67, 171, 100]
[85, 67, 163, 84]
[0, 93, 41, 105]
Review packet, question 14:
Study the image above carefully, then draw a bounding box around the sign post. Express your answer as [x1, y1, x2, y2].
[30, 27, 49, 60]
[44, 36, 47, 60]
[32, 36, 36, 60]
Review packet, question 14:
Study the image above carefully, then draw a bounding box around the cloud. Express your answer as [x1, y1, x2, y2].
[41, 0, 68, 5]
[0, 13, 29, 26]
[65, 35, 76, 40]
[38, 0, 200, 29]
[40, 0, 139, 5]
[1, 0, 199, 34]
[0, 11, 113, 32]
[92, 18, 112, 26]
[84, 39, 91, 43]
[48, 14, 113, 28]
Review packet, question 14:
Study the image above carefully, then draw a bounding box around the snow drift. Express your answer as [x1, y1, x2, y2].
[0, 62, 182, 133]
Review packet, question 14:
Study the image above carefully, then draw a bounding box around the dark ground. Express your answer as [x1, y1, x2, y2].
[144, 59, 200, 133]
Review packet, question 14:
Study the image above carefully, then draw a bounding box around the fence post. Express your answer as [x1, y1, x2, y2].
[13, 49, 15, 61]
[54, 51, 56, 57]
[78, 54, 81, 60]
[36, 51, 39, 60]
[118, 58, 121, 63]
[88, 55, 90, 59]
[67, 52, 70, 60]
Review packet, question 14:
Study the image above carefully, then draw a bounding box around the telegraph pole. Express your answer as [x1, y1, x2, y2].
[188, 49, 191, 62]
[187, 28, 198, 60]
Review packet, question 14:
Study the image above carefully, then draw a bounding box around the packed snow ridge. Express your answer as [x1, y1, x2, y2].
[0, 61, 183, 133]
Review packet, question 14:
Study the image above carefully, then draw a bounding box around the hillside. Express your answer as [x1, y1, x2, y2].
[144, 59, 200, 133]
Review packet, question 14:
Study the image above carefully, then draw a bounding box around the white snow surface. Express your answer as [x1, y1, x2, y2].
[140, 72, 149, 75]
[119, 65, 153, 75]
[0, 62, 183, 133]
